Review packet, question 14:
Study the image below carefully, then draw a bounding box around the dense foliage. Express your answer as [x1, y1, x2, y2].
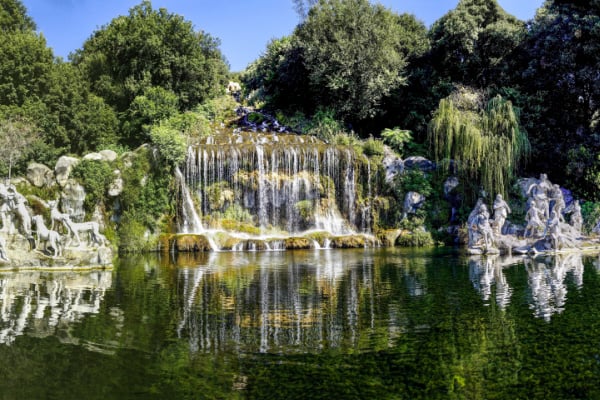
[71, 1, 229, 147]
[244, 0, 415, 129]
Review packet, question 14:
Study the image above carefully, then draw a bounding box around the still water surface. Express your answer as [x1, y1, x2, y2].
[1, 248, 600, 399]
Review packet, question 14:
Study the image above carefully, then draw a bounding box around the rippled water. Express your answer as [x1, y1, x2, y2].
[1, 248, 600, 399]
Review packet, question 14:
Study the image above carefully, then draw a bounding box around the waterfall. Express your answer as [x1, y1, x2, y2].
[175, 167, 204, 233]
[178, 130, 377, 250]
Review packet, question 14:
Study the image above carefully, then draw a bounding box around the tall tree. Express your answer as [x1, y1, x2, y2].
[72, 1, 229, 122]
[429, 0, 525, 88]
[295, 0, 407, 122]
[518, 0, 600, 198]
[428, 88, 529, 201]
[0, 0, 35, 32]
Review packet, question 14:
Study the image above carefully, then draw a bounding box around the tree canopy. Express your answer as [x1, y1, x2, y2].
[72, 1, 229, 115]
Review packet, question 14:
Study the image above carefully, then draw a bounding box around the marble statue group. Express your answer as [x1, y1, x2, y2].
[0, 183, 107, 262]
[467, 174, 585, 254]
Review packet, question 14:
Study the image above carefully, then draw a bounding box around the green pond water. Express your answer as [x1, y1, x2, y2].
[1, 248, 600, 399]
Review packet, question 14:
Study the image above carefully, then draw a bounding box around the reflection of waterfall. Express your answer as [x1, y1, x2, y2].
[174, 251, 392, 353]
[181, 131, 375, 236]
[469, 255, 513, 310]
[525, 254, 584, 321]
[0, 271, 112, 345]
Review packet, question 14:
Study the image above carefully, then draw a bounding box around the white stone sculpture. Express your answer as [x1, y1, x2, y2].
[569, 200, 583, 235]
[524, 202, 544, 238]
[468, 202, 496, 252]
[0, 235, 8, 262]
[0, 184, 32, 238]
[492, 194, 511, 235]
[32, 215, 63, 257]
[68, 220, 107, 247]
[527, 173, 552, 219]
[550, 184, 566, 223]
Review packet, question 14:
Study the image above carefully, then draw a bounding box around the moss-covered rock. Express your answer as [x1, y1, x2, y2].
[376, 229, 402, 247]
[330, 235, 366, 248]
[160, 234, 213, 252]
[283, 237, 312, 249]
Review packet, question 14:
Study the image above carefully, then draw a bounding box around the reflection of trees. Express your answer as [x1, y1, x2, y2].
[525, 253, 584, 321]
[0, 270, 112, 345]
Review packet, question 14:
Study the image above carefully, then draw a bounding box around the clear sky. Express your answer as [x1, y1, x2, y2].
[21, 0, 544, 72]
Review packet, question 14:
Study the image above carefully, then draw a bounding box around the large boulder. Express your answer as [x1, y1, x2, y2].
[27, 163, 55, 188]
[61, 179, 86, 222]
[99, 149, 118, 162]
[382, 147, 404, 184]
[108, 170, 123, 197]
[55, 156, 80, 188]
[404, 156, 435, 172]
[83, 152, 103, 161]
[403, 191, 426, 218]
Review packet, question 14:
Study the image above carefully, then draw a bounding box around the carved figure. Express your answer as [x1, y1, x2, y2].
[32, 215, 62, 257]
[0, 184, 31, 237]
[569, 200, 583, 235]
[550, 184, 566, 223]
[524, 202, 544, 238]
[467, 199, 484, 247]
[48, 200, 73, 230]
[527, 173, 552, 219]
[492, 194, 511, 235]
[68, 221, 106, 247]
[0, 235, 8, 262]
[474, 204, 495, 249]
[546, 210, 562, 250]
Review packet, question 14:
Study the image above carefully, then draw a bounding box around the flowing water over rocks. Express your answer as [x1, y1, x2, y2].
[170, 129, 380, 251]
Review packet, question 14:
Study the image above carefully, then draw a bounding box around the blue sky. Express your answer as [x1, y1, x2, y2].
[22, 0, 544, 72]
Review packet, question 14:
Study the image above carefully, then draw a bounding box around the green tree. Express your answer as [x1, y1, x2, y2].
[0, 117, 40, 182]
[149, 124, 187, 167]
[428, 89, 529, 201]
[242, 36, 310, 113]
[123, 86, 179, 145]
[0, 0, 35, 32]
[295, 0, 407, 122]
[428, 0, 525, 88]
[72, 1, 229, 131]
[517, 0, 600, 198]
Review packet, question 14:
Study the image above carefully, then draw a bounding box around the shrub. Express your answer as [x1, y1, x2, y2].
[381, 127, 412, 156]
[362, 137, 385, 157]
[71, 159, 114, 213]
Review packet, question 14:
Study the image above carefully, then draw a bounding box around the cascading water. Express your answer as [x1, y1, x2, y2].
[177, 129, 378, 251]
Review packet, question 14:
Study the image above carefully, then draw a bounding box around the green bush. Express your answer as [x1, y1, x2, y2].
[381, 127, 412, 156]
[396, 229, 435, 247]
[362, 137, 385, 157]
[71, 159, 114, 214]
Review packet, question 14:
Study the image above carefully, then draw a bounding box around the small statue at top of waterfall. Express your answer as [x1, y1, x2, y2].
[492, 194, 511, 235]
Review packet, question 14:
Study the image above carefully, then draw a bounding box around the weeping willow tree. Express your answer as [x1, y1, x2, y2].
[427, 94, 529, 200]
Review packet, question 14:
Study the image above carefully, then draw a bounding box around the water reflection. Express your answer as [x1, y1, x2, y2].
[172, 250, 399, 353]
[469, 255, 516, 310]
[525, 253, 584, 321]
[0, 270, 112, 345]
[469, 253, 585, 321]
